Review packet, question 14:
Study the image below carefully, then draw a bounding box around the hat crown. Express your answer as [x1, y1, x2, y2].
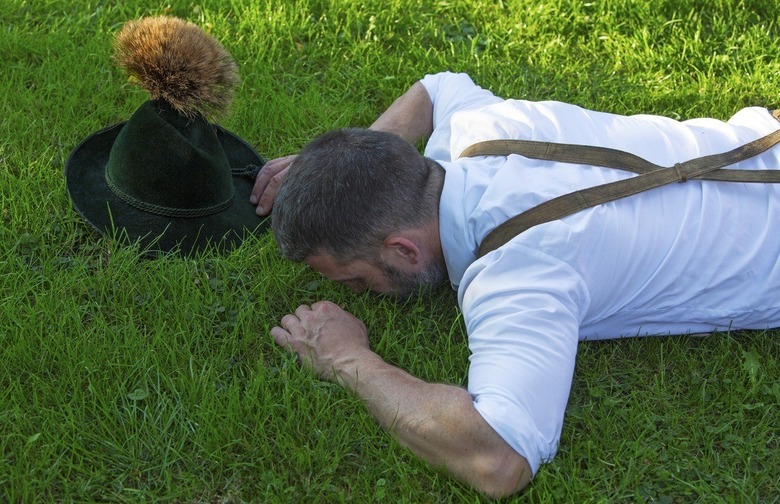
[105, 100, 234, 217]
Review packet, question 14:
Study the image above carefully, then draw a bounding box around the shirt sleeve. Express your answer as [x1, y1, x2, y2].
[419, 72, 504, 161]
[459, 241, 590, 474]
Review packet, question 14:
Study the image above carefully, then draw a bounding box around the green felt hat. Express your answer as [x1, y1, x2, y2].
[64, 16, 268, 256]
[65, 100, 266, 255]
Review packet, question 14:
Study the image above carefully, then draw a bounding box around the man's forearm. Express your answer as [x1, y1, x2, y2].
[272, 302, 531, 496]
[369, 81, 433, 145]
[337, 351, 532, 497]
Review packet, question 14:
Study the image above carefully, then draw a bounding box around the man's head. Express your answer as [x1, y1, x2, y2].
[272, 128, 447, 296]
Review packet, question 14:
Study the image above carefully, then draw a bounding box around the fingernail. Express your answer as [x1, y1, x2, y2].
[249, 195, 257, 204]
[256, 206, 264, 216]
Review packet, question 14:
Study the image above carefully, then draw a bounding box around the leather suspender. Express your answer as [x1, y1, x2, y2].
[459, 110, 780, 258]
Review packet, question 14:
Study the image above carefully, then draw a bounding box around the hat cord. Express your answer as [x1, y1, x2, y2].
[105, 169, 234, 218]
[231, 164, 262, 180]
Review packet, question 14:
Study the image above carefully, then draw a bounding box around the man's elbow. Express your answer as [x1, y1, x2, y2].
[469, 449, 533, 498]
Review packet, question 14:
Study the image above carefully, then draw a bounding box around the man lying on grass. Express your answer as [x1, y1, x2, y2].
[250, 72, 780, 496]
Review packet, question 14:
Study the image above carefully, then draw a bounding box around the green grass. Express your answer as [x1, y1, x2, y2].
[1, 0, 779, 501]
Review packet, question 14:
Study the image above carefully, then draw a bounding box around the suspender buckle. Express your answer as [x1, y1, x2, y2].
[673, 163, 688, 183]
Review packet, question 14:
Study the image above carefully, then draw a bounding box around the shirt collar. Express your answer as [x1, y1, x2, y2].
[437, 160, 476, 288]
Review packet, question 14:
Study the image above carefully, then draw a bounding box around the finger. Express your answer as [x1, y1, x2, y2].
[270, 326, 292, 349]
[280, 313, 303, 331]
[311, 300, 338, 313]
[249, 155, 296, 215]
[272, 325, 316, 372]
[249, 157, 288, 204]
[293, 304, 314, 319]
[251, 157, 287, 195]
[256, 167, 289, 216]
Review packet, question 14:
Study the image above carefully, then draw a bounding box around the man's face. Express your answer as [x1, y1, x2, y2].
[305, 252, 446, 299]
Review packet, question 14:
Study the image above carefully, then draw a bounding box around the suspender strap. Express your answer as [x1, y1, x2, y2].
[460, 117, 780, 258]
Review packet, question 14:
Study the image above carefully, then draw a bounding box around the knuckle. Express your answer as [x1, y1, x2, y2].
[312, 300, 332, 311]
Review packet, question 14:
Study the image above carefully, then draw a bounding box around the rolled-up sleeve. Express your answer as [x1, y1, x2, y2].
[459, 242, 589, 474]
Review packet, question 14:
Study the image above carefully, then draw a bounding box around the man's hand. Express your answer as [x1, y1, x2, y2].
[250, 81, 432, 217]
[249, 155, 297, 216]
[271, 300, 373, 381]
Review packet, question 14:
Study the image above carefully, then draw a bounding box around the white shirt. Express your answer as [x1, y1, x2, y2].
[420, 72, 780, 474]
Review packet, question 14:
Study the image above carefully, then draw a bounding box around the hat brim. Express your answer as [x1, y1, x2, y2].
[65, 122, 269, 256]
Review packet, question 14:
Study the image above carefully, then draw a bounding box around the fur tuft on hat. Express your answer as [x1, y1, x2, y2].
[114, 16, 240, 121]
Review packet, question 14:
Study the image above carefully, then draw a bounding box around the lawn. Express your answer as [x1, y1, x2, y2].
[1, 0, 778, 501]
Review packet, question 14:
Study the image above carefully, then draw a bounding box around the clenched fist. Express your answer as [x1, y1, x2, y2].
[271, 301, 372, 381]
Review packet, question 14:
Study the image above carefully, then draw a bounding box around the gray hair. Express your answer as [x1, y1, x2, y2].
[272, 128, 443, 263]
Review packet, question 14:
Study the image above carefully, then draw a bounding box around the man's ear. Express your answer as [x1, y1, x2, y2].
[382, 235, 422, 266]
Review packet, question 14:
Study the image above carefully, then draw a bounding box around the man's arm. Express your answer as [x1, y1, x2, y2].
[251, 81, 434, 215]
[368, 81, 433, 144]
[271, 301, 532, 497]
